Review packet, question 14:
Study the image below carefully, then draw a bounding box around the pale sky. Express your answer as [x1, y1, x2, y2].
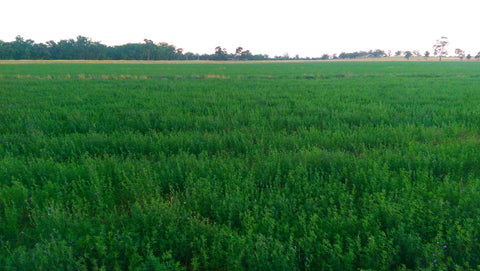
[1, 0, 479, 57]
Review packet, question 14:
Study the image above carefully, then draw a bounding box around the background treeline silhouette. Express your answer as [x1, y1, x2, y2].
[0, 36, 270, 61]
[0, 35, 389, 61]
[4, 35, 478, 61]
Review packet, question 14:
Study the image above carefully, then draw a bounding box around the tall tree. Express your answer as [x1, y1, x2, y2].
[433, 36, 449, 61]
[11, 36, 35, 59]
[240, 49, 252, 60]
[404, 51, 413, 60]
[235, 47, 243, 59]
[143, 39, 155, 60]
[455, 48, 465, 60]
[214, 46, 228, 60]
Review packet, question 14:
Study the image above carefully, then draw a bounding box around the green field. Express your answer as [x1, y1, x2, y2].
[1, 61, 480, 270]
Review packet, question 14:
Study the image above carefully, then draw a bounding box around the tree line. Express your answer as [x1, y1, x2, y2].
[1, 35, 479, 61]
[0, 36, 268, 61]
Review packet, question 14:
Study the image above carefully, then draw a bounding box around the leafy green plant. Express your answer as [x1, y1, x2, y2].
[1, 61, 480, 270]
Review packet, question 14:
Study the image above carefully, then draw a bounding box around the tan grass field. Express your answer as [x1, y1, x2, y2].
[0, 57, 476, 65]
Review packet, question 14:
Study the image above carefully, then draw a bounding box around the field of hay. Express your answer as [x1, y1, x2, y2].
[1, 61, 480, 270]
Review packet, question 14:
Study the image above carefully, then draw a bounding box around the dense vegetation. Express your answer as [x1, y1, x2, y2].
[1, 61, 480, 270]
[0, 36, 268, 61]
[5, 35, 479, 61]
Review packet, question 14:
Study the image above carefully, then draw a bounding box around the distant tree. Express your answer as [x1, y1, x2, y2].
[404, 51, 413, 60]
[370, 49, 387, 58]
[214, 46, 228, 60]
[143, 39, 156, 60]
[240, 49, 252, 60]
[55, 39, 76, 59]
[0, 40, 12, 59]
[466, 54, 471, 60]
[320, 54, 329, 60]
[74, 36, 90, 59]
[424, 51, 430, 58]
[108, 43, 140, 60]
[8, 36, 35, 59]
[234, 47, 243, 60]
[455, 48, 465, 60]
[31, 43, 50, 59]
[395, 50, 402, 57]
[183, 52, 196, 60]
[158, 42, 177, 60]
[476, 52, 480, 60]
[250, 54, 268, 60]
[433, 36, 449, 61]
[175, 48, 184, 60]
[338, 50, 385, 59]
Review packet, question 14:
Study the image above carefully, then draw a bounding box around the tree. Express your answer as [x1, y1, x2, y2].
[404, 51, 413, 60]
[433, 36, 449, 61]
[176, 48, 184, 60]
[31, 43, 50, 59]
[466, 54, 471, 60]
[424, 51, 430, 59]
[55, 39, 75, 59]
[338, 50, 386, 59]
[234, 47, 243, 60]
[9, 36, 35, 59]
[183, 52, 196, 60]
[214, 46, 228, 60]
[240, 50, 252, 60]
[455, 48, 465, 60]
[143, 39, 155, 60]
[321, 54, 329, 60]
[235, 47, 243, 55]
[476, 52, 480, 60]
[158, 42, 177, 60]
[370, 49, 387, 58]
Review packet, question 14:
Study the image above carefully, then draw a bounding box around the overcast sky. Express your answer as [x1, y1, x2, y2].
[1, 0, 479, 57]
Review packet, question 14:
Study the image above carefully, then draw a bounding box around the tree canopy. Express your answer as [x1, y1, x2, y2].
[433, 36, 449, 61]
[338, 50, 387, 59]
[0, 36, 268, 61]
[0, 35, 477, 61]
